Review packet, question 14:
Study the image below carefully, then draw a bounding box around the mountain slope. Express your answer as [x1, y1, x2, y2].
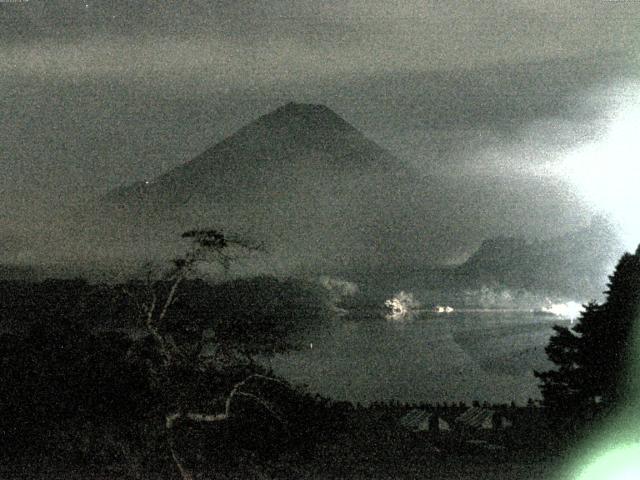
[98, 102, 416, 271]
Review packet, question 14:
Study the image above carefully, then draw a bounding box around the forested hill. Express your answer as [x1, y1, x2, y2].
[456, 218, 623, 299]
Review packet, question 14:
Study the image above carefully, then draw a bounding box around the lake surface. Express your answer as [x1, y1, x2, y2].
[265, 310, 573, 405]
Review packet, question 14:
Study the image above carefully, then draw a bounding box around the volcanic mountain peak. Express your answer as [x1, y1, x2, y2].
[224, 101, 368, 151]
[165, 101, 400, 178]
[104, 102, 402, 212]
[261, 102, 351, 127]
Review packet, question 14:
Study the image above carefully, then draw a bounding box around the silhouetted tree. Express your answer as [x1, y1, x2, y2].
[535, 245, 640, 416]
[124, 229, 304, 480]
[0, 241, 329, 478]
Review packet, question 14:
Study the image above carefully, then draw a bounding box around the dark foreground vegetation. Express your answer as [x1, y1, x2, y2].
[0, 233, 638, 479]
[0, 307, 571, 480]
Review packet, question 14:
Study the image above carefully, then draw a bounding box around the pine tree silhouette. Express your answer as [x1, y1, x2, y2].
[535, 245, 640, 413]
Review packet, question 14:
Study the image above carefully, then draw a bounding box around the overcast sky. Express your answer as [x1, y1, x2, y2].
[2, 0, 640, 257]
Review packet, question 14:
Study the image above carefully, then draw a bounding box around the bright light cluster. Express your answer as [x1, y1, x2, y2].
[434, 305, 454, 313]
[541, 301, 583, 320]
[384, 291, 419, 320]
[384, 298, 406, 315]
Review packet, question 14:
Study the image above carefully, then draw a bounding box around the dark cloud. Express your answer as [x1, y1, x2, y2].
[3, 1, 638, 75]
[2, 53, 635, 210]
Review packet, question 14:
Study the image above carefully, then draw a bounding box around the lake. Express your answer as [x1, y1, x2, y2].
[265, 309, 573, 405]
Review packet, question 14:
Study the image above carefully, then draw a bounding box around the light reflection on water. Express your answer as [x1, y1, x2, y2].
[264, 310, 573, 405]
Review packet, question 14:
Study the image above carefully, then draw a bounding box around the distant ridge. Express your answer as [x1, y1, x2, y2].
[456, 218, 623, 298]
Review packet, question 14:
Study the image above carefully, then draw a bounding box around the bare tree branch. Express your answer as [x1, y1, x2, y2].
[224, 373, 290, 416]
[165, 425, 194, 480]
[158, 275, 184, 325]
[186, 413, 227, 422]
[127, 228, 269, 480]
[234, 392, 289, 433]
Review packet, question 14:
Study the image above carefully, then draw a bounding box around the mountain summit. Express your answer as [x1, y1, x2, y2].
[105, 102, 400, 211]
[190, 101, 398, 170]
[242, 102, 360, 145]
